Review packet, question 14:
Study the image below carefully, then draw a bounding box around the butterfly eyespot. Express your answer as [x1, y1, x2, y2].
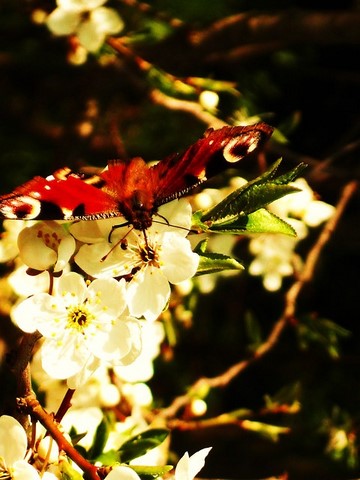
[223, 133, 261, 163]
[0, 196, 41, 219]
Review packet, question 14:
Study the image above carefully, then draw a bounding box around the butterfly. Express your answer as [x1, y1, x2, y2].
[0, 123, 273, 231]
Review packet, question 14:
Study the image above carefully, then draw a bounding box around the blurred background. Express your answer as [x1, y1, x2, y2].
[1, 0, 360, 478]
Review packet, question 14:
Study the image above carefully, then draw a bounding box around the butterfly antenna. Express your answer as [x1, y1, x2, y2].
[152, 217, 197, 234]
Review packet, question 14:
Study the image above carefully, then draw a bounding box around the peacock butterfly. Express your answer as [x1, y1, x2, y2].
[0, 123, 273, 231]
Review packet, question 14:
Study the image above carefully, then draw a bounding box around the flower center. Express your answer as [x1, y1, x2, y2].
[139, 243, 159, 267]
[67, 305, 93, 332]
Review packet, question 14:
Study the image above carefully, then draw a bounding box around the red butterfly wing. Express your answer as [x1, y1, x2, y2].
[0, 168, 119, 220]
[151, 123, 273, 207]
[0, 123, 273, 228]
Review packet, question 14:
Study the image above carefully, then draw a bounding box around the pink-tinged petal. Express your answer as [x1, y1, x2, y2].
[161, 234, 199, 284]
[127, 268, 170, 321]
[0, 416, 27, 466]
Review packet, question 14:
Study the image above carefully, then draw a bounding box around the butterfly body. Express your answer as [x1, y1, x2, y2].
[0, 123, 273, 230]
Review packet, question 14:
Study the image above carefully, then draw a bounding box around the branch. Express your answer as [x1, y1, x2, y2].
[18, 394, 101, 480]
[190, 11, 360, 52]
[159, 180, 358, 420]
[149, 89, 227, 129]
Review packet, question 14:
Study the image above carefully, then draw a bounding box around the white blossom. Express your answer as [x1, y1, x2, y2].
[0, 220, 29, 262]
[12, 272, 141, 385]
[73, 200, 199, 321]
[0, 415, 41, 480]
[174, 447, 212, 480]
[17, 221, 75, 273]
[46, 0, 124, 52]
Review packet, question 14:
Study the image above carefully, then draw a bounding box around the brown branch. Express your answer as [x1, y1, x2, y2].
[149, 89, 227, 129]
[19, 394, 101, 480]
[10, 332, 42, 433]
[158, 180, 358, 420]
[190, 11, 360, 53]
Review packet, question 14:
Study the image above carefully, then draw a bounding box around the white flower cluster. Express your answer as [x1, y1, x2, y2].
[4, 199, 198, 386]
[0, 415, 211, 480]
[248, 178, 335, 291]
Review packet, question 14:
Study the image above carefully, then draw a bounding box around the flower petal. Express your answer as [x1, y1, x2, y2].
[56, 272, 88, 306]
[12, 460, 41, 480]
[161, 234, 199, 284]
[88, 316, 141, 364]
[47, 8, 81, 35]
[105, 465, 141, 480]
[0, 416, 27, 467]
[41, 335, 91, 379]
[90, 7, 124, 34]
[127, 268, 170, 321]
[87, 277, 127, 318]
[77, 19, 105, 52]
[175, 447, 212, 480]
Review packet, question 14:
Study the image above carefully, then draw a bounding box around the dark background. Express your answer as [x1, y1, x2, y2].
[1, 0, 360, 478]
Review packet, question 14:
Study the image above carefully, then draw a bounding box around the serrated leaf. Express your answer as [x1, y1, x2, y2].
[193, 238, 208, 254]
[196, 251, 244, 275]
[201, 160, 306, 223]
[131, 465, 173, 480]
[208, 209, 296, 236]
[118, 429, 169, 463]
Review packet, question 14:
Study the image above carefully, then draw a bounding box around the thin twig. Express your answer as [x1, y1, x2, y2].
[149, 89, 227, 129]
[159, 180, 358, 420]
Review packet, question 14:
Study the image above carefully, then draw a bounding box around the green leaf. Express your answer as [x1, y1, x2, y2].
[118, 429, 170, 463]
[240, 419, 290, 441]
[131, 465, 173, 480]
[208, 209, 296, 236]
[296, 315, 351, 359]
[59, 459, 84, 480]
[196, 251, 244, 275]
[95, 449, 121, 466]
[88, 417, 110, 461]
[201, 160, 306, 223]
[147, 66, 196, 99]
[244, 311, 263, 351]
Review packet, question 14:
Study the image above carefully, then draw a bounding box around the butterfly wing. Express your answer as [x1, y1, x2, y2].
[0, 168, 120, 220]
[151, 123, 273, 206]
